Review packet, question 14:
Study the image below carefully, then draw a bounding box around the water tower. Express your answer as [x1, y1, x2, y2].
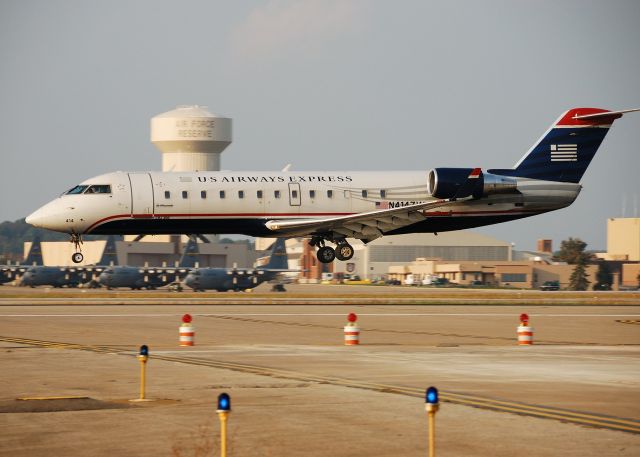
[151, 105, 232, 172]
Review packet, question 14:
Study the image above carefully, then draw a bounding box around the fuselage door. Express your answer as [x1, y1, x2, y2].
[128, 173, 154, 216]
[288, 182, 301, 206]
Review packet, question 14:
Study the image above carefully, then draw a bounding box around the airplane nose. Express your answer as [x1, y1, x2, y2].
[25, 208, 46, 228]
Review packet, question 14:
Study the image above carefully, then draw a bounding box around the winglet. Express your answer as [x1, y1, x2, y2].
[574, 108, 640, 120]
[556, 107, 639, 126]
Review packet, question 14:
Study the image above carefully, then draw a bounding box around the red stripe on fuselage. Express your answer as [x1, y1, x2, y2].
[85, 208, 541, 233]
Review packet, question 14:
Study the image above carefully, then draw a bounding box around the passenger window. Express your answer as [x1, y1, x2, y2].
[182, 191, 188, 199]
[164, 191, 171, 199]
[220, 190, 225, 199]
[201, 190, 207, 199]
[380, 189, 386, 198]
[362, 190, 368, 198]
[274, 190, 281, 199]
[309, 190, 316, 199]
[327, 190, 333, 198]
[292, 190, 298, 199]
[257, 190, 263, 199]
[239, 190, 245, 199]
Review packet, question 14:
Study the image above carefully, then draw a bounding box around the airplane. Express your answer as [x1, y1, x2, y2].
[0, 235, 44, 285]
[97, 236, 199, 290]
[184, 238, 291, 292]
[20, 236, 119, 288]
[26, 107, 639, 264]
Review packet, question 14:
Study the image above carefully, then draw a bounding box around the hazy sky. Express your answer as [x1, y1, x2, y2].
[1, 0, 639, 251]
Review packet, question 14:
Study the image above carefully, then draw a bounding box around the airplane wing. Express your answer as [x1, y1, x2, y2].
[264, 197, 467, 241]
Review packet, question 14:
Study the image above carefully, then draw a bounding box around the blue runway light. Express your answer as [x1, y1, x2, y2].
[139, 345, 149, 356]
[426, 386, 439, 404]
[217, 393, 231, 412]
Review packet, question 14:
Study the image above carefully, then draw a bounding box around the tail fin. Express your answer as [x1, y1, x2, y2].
[178, 236, 199, 268]
[24, 235, 43, 265]
[489, 108, 638, 183]
[98, 235, 119, 266]
[264, 238, 289, 269]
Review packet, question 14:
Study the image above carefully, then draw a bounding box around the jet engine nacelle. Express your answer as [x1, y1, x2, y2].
[427, 168, 518, 199]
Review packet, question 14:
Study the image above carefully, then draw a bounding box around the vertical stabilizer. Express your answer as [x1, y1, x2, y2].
[489, 108, 638, 183]
[264, 238, 289, 269]
[24, 235, 43, 266]
[178, 236, 200, 268]
[98, 235, 119, 266]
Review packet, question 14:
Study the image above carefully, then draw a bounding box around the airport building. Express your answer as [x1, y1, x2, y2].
[607, 218, 640, 261]
[388, 258, 600, 289]
[258, 231, 513, 281]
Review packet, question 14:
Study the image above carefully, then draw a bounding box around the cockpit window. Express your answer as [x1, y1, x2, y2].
[84, 185, 111, 194]
[65, 185, 88, 195]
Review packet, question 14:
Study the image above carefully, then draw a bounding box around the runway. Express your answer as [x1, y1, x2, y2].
[0, 289, 639, 456]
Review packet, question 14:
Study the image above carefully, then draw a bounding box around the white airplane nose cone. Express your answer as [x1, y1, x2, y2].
[25, 209, 45, 228]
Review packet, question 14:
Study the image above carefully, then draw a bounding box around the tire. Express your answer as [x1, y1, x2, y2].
[335, 244, 354, 261]
[316, 246, 336, 263]
[72, 252, 83, 263]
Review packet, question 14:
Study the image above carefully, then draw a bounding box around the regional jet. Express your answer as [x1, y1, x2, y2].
[26, 107, 639, 264]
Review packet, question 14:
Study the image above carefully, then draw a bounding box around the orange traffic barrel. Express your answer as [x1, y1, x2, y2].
[517, 313, 533, 345]
[180, 314, 195, 346]
[344, 313, 360, 345]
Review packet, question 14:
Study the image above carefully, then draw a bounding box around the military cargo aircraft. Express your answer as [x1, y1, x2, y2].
[184, 238, 291, 292]
[20, 236, 119, 288]
[1, 236, 44, 285]
[97, 236, 198, 290]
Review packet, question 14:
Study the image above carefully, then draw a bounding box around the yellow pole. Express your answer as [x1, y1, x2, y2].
[428, 410, 435, 457]
[137, 355, 148, 400]
[218, 411, 229, 457]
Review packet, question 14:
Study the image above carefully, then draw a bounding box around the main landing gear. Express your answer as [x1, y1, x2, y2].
[310, 236, 355, 263]
[70, 232, 84, 264]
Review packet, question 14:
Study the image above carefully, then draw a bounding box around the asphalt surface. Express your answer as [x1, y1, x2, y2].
[0, 287, 638, 456]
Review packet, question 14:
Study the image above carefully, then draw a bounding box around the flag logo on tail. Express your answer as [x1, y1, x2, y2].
[550, 144, 578, 162]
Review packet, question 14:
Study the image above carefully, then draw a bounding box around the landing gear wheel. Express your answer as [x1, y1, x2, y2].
[72, 252, 83, 263]
[317, 246, 336, 263]
[335, 243, 354, 261]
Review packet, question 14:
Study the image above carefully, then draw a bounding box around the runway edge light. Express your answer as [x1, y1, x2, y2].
[425, 386, 439, 457]
[425, 386, 439, 409]
[217, 393, 231, 457]
[217, 392, 231, 412]
[133, 345, 149, 401]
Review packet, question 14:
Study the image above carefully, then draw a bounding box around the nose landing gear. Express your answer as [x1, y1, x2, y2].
[310, 236, 355, 263]
[70, 232, 84, 263]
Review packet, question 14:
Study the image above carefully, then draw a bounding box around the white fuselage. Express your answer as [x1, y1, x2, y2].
[26, 170, 581, 237]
